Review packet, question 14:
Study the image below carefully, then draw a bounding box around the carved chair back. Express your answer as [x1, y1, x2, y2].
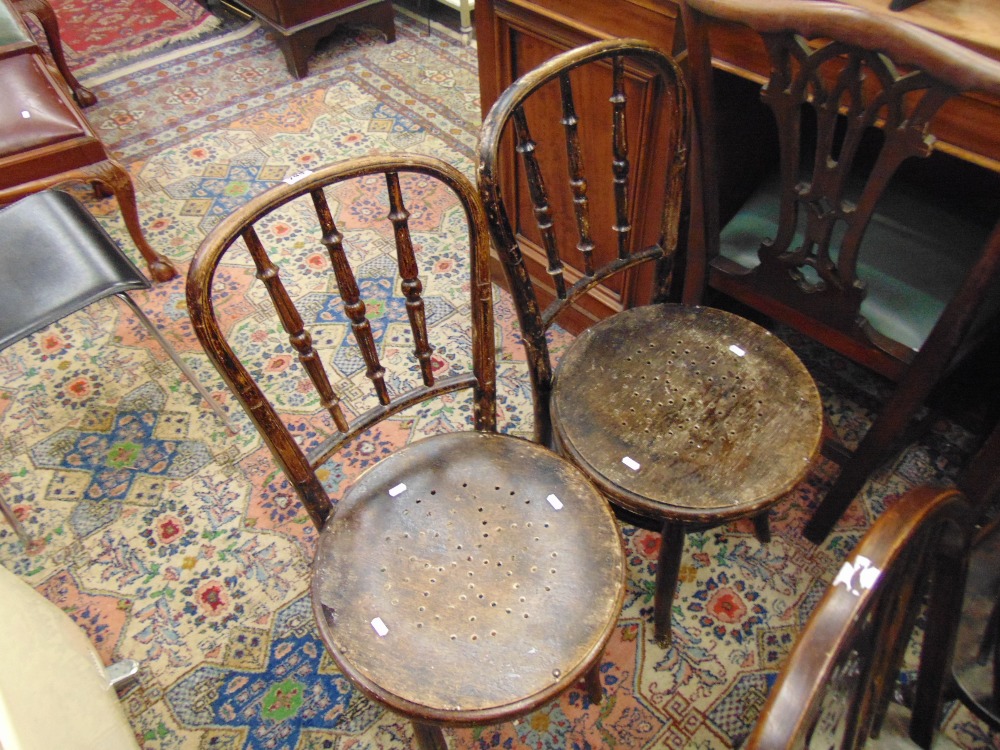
[682, 0, 1000, 543]
[187, 155, 495, 528]
[682, 0, 1000, 381]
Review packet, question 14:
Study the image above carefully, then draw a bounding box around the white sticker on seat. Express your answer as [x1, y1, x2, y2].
[371, 617, 389, 636]
[546, 494, 563, 510]
[284, 169, 314, 184]
[622, 456, 641, 471]
[729, 345, 746, 357]
[388, 483, 407, 497]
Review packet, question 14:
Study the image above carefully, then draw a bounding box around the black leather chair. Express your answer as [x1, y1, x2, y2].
[0, 190, 235, 477]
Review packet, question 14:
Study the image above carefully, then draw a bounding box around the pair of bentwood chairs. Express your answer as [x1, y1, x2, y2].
[185, 36, 822, 749]
[184, 3, 1000, 747]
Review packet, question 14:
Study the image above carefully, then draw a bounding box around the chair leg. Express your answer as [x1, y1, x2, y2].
[83, 160, 178, 282]
[13, 0, 97, 107]
[585, 659, 604, 704]
[752, 510, 771, 544]
[0, 494, 31, 545]
[412, 721, 448, 750]
[373, 0, 396, 42]
[115, 294, 237, 433]
[910, 533, 970, 748]
[653, 521, 685, 647]
[105, 658, 140, 690]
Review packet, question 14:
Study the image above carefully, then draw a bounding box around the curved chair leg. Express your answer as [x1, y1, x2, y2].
[115, 294, 237, 432]
[585, 659, 604, 704]
[752, 510, 771, 544]
[13, 0, 96, 107]
[654, 521, 685, 647]
[84, 160, 178, 282]
[412, 721, 448, 750]
[0, 495, 31, 545]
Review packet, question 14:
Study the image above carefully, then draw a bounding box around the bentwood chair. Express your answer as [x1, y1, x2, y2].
[681, 0, 1000, 543]
[746, 485, 973, 750]
[187, 154, 626, 749]
[478, 38, 823, 647]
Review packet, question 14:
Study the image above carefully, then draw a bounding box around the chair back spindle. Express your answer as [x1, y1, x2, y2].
[188, 155, 496, 527]
[479, 39, 689, 445]
[479, 37, 822, 647]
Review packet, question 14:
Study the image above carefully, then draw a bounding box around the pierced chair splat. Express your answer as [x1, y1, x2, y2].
[186, 154, 627, 749]
[681, 0, 1000, 543]
[477, 38, 824, 647]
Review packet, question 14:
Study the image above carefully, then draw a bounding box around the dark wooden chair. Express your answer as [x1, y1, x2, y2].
[186, 154, 627, 750]
[0, 51, 176, 281]
[745, 484, 973, 749]
[478, 38, 823, 647]
[681, 0, 1000, 543]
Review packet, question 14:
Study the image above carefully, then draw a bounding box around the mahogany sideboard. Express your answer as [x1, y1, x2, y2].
[475, 0, 1000, 332]
[234, 0, 394, 78]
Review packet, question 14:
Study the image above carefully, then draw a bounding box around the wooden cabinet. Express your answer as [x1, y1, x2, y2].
[234, 0, 395, 77]
[475, 0, 682, 333]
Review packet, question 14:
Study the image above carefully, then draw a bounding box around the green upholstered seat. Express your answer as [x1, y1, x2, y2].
[719, 172, 995, 354]
[0, 0, 33, 50]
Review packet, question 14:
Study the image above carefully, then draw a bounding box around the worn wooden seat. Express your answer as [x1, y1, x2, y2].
[187, 154, 626, 749]
[478, 38, 823, 646]
[745, 485, 974, 750]
[681, 0, 1000, 543]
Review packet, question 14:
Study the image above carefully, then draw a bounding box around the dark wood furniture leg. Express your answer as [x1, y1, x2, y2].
[752, 511, 771, 544]
[654, 521, 685, 647]
[13, 0, 95, 106]
[412, 722, 448, 750]
[585, 661, 604, 704]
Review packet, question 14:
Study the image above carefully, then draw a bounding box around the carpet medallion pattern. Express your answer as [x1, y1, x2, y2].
[0, 8, 998, 750]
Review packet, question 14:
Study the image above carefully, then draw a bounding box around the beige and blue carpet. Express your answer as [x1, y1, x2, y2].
[1, 6, 998, 748]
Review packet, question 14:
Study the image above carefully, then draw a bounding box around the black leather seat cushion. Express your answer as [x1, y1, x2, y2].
[0, 190, 149, 350]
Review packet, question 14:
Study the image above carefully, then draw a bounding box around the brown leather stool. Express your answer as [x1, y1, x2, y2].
[0, 53, 176, 281]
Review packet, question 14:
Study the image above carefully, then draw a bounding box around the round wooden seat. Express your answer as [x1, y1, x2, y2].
[551, 304, 823, 644]
[312, 431, 626, 726]
[553, 304, 822, 519]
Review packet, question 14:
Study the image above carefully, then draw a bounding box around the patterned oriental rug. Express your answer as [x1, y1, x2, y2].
[41, 0, 221, 74]
[1, 8, 998, 749]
